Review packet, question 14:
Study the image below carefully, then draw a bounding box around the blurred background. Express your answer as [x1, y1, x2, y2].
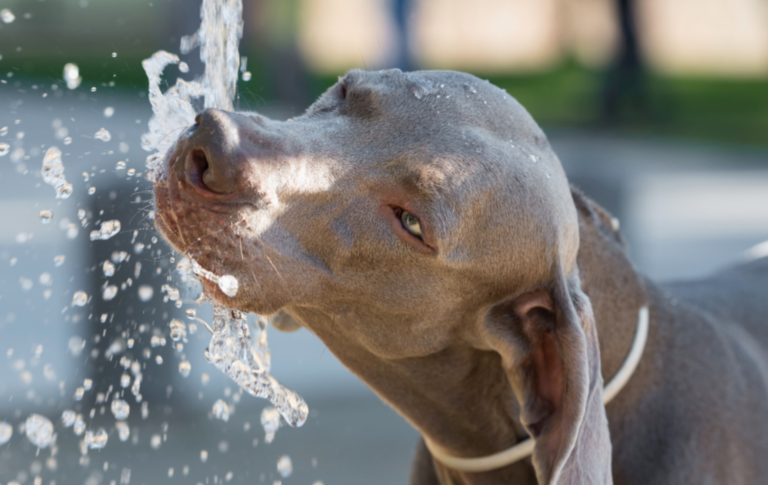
[0, 0, 766, 484]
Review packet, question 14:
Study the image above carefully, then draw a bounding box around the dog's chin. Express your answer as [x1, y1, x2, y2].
[199, 277, 286, 316]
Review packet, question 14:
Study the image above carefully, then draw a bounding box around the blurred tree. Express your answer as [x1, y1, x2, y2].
[600, 0, 647, 122]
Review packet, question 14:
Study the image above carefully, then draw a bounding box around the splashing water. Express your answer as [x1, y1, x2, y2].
[212, 399, 230, 421]
[25, 414, 54, 449]
[94, 128, 111, 141]
[141, 0, 243, 182]
[89, 220, 121, 241]
[41, 147, 73, 199]
[205, 305, 308, 427]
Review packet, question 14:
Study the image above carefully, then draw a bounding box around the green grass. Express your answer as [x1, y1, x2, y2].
[6, 56, 767, 149]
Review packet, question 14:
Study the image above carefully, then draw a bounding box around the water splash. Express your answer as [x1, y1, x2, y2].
[141, 0, 243, 182]
[41, 147, 73, 199]
[205, 305, 308, 428]
[89, 220, 121, 241]
[24, 414, 54, 448]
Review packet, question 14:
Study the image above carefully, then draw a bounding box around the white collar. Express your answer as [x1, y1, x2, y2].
[424, 305, 650, 473]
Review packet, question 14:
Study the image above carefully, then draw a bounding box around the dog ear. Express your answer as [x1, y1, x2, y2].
[483, 262, 612, 484]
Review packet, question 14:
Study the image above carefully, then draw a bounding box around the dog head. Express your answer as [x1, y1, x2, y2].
[154, 68, 610, 483]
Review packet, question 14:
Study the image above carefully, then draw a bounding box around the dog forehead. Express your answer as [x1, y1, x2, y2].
[347, 69, 545, 139]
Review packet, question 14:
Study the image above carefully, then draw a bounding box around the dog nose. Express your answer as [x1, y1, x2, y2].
[184, 109, 241, 194]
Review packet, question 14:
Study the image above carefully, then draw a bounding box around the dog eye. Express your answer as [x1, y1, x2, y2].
[400, 211, 422, 238]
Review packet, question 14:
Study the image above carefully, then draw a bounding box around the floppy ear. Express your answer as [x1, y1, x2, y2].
[483, 262, 612, 484]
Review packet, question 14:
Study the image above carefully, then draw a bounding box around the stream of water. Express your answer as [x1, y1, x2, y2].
[0, 0, 310, 482]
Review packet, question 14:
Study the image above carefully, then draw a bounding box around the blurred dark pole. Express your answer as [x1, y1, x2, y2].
[600, 0, 646, 122]
[393, 0, 413, 72]
[243, 0, 311, 117]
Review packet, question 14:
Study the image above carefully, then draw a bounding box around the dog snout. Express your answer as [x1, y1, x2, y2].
[180, 109, 242, 195]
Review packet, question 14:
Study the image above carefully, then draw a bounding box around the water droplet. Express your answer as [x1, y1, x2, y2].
[72, 291, 88, 306]
[68, 336, 85, 356]
[83, 378, 93, 390]
[242, 71, 251, 81]
[218, 275, 238, 297]
[116, 421, 130, 441]
[261, 407, 280, 444]
[25, 414, 54, 448]
[61, 410, 76, 428]
[94, 128, 111, 141]
[102, 285, 118, 301]
[41, 147, 73, 199]
[74, 387, 85, 400]
[115, 161, 126, 170]
[84, 428, 108, 449]
[0, 143, 9, 156]
[120, 468, 131, 485]
[276, 456, 292, 478]
[0, 127, 5, 136]
[90, 220, 121, 240]
[169, 319, 186, 341]
[138, 285, 153, 302]
[63, 63, 81, 90]
[1, 8, 15, 23]
[111, 399, 130, 420]
[178, 61, 189, 73]
[120, 374, 131, 388]
[155, 355, 163, 365]
[179, 360, 191, 377]
[39, 210, 53, 224]
[54, 255, 66, 266]
[213, 399, 230, 421]
[0, 421, 12, 445]
[200, 450, 208, 463]
[103, 260, 115, 277]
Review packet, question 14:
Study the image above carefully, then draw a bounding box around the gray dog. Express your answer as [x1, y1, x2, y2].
[153, 69, 768, 485]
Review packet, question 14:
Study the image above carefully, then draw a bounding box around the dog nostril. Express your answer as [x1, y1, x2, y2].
[190, 149, 210, 188]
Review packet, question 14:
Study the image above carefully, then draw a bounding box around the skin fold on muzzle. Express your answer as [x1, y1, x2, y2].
[154, 66, 768, 485]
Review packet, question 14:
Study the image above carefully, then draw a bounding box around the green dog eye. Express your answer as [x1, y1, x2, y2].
[400, 211, 422, 238]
